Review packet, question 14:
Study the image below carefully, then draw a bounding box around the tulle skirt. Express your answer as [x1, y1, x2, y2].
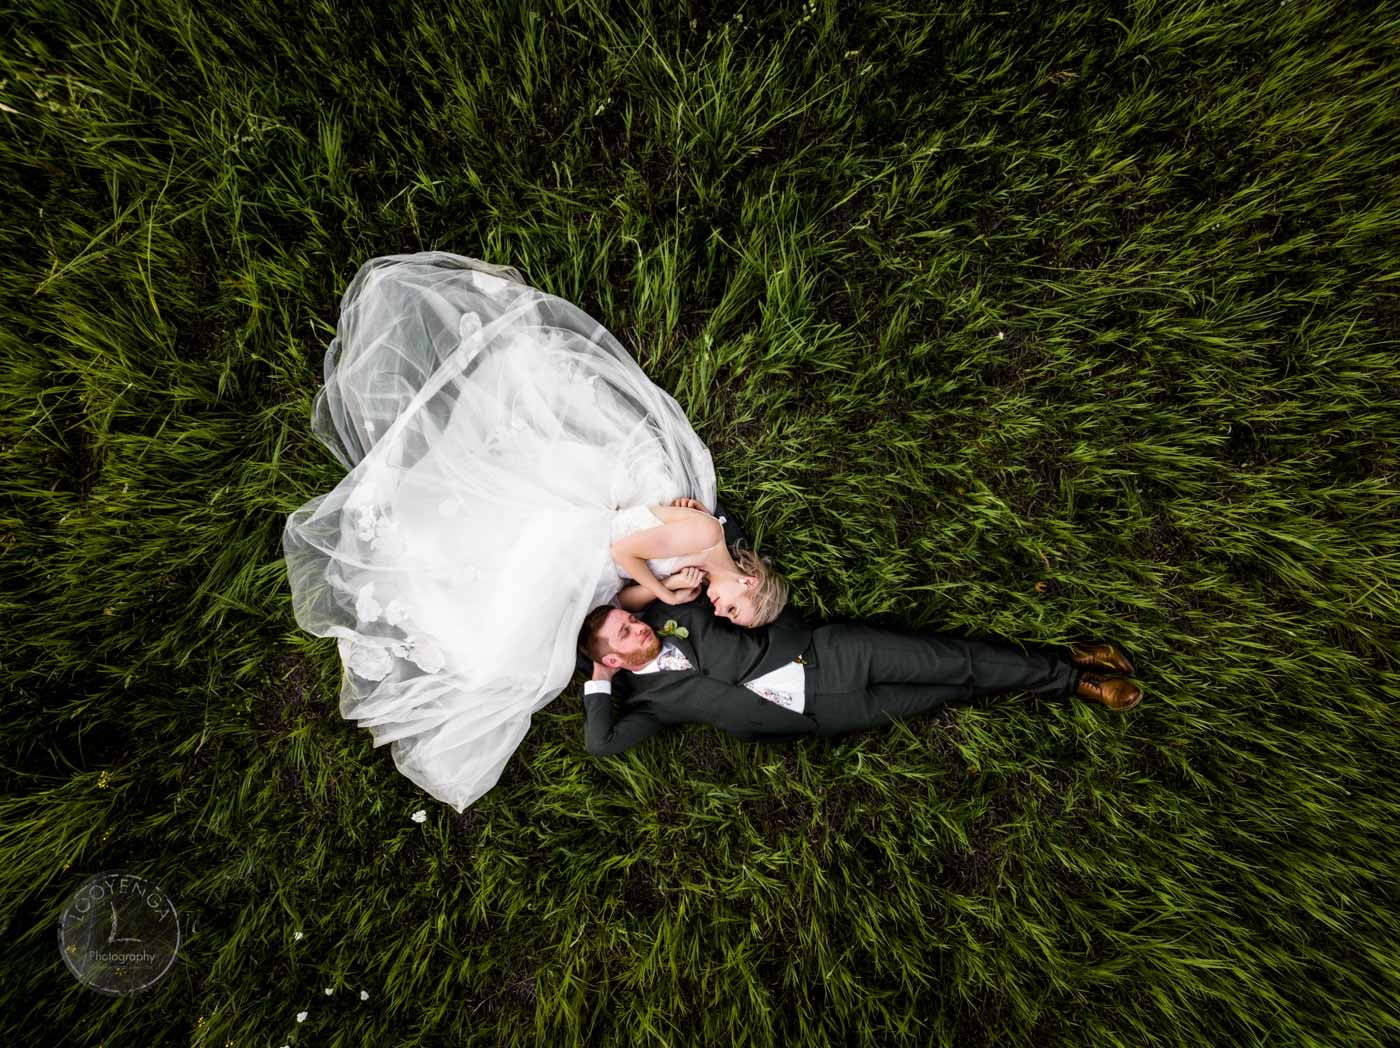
[283, 252, 715, 810]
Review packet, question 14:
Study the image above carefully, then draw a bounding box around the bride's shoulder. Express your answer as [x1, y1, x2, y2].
[647, 504, 722, 536]
[610, 503, 721, 555]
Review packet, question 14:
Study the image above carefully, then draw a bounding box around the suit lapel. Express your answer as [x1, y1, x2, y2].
[626, 633, 698, 693]
[667, 630, 700, 670]
[741, 623, 808, 683]
[640, 604, 701, 667]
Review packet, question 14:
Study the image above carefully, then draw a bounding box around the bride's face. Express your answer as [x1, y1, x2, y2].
[707, 575, 758, 628]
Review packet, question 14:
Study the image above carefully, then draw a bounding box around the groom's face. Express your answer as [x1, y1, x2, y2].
[600, 609, 661, 669]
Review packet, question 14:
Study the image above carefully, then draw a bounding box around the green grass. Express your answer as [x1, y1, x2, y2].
[3, 0, 1398, 1044]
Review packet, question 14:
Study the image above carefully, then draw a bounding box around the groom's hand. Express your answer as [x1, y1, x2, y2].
[591, 661, 618, 683]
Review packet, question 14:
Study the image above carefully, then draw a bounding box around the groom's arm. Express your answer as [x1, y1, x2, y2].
[581, 677, 664, 756]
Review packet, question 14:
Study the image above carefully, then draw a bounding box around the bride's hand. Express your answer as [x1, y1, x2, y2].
[663, 567, 705, 592]
[669, 497, 709, 513]
[662, 567, 704, 603]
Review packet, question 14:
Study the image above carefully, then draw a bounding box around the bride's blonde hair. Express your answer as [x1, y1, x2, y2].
[731, 543, 788, 627]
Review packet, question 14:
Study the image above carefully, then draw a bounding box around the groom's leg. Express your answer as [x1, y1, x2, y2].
[810, 623, 1079, 701]
[819, 682, 965, 737]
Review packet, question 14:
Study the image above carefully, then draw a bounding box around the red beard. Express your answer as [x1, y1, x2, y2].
[624, 632, 661, 668]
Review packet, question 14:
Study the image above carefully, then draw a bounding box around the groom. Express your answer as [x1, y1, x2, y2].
[574, 508, 1142, 757]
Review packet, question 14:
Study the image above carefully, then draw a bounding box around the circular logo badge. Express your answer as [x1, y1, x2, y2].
[57, 871, 180, 995]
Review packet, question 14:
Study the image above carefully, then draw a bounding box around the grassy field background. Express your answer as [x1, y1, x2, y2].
[3, 0, 1398, 1044]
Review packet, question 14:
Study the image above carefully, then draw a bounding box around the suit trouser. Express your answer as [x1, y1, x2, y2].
[801, 624, 1081, 737]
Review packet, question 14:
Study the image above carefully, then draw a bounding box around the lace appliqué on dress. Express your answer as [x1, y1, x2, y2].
[346, 580, 448, 681]
[343, 460, 453, 683]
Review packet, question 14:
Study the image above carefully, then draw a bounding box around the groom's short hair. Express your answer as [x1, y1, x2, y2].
[578, 604, 615, 664]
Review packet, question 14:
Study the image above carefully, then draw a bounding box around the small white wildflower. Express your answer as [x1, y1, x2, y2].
[411, 809, 427, 823]
[997, 331, 1005, 340]
[324, 986, 334, 995]
[293, 930, 304, 941]
[360, 989, 370, 1001]
[296, 1010, 308, 1023]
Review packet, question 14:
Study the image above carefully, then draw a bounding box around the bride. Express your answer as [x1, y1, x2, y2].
[609, 498, 787, 626]
[283, 251, 787, 811]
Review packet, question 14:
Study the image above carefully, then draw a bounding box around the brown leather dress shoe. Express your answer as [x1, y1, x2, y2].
[1068, 642, 1135, 676]
[1075, 672, 1143, 711]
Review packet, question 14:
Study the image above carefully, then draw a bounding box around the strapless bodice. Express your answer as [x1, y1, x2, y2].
[609, 505, 688, 582]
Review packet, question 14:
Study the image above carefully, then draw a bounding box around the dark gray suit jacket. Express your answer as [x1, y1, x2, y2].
[581, 596, 820, 756]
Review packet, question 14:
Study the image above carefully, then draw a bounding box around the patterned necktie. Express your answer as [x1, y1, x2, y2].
[653, 642, 693, 672]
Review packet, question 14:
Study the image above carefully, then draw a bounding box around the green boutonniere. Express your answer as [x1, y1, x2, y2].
[657, 619, 689, 640]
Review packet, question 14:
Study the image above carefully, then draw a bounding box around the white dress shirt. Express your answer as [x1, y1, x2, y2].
[583, 639, 806, 712]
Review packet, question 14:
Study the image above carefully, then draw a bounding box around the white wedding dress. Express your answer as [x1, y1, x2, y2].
[283, 252, 716, 811]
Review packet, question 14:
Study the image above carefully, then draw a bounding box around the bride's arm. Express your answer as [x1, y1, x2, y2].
[617, 571, 700, 613]
[611, 517, 721, 607]
[611, 551, 684, 606]
[616, 584, 655, 612]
